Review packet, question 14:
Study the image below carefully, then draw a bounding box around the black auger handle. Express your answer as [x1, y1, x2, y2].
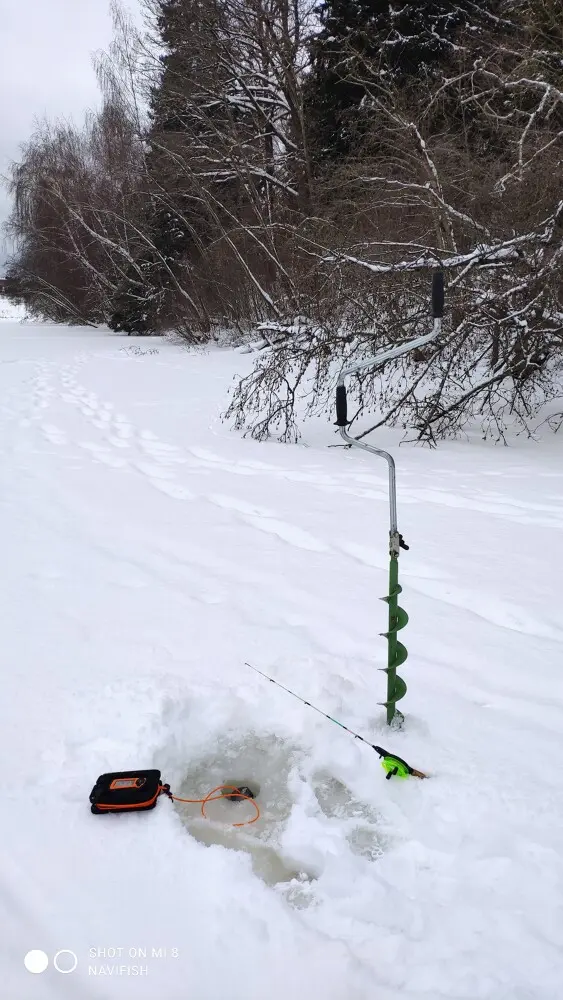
[335, 384, 349, 426]
[432, 271, 444, 319]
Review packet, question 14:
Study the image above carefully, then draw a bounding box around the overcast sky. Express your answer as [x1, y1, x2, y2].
[0, 0, 142, 270]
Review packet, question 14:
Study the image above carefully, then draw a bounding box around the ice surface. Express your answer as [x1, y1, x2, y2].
[1, 322, 562, 999]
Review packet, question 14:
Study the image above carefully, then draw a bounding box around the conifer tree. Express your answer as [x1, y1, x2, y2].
[305, 1, 505, 159]
[110, 0, 232, 333]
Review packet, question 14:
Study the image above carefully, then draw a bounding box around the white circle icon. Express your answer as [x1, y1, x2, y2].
[24, 950, 49, 974]
[53, 950, 78, 974]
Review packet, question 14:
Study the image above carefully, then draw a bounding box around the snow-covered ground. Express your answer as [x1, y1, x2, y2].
[1, 314, 562, 1000]
[0, 296, 28, 322]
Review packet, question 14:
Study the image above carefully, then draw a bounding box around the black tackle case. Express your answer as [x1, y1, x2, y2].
[89, 769, 162, 814]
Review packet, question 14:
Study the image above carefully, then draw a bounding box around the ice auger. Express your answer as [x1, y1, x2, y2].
[334, 272, 445, 725]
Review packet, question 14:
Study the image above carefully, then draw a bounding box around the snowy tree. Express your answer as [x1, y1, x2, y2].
[110, 0, 318, 335]
[226, 2, 563, 444]
[4, 102, 146, 326]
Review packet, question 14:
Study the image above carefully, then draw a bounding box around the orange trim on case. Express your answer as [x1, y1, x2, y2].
[96, 790, 160, 810]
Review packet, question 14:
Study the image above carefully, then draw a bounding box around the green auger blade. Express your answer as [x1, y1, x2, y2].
[382, 598, 409, 628]
[380, 672, 407, 706]
[394, 606, 409, 630]
[384, 551, 409, 725]
[385, 639, 408, 669]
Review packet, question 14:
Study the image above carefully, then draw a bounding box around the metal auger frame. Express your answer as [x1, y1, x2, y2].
[334, 272, 445, 725]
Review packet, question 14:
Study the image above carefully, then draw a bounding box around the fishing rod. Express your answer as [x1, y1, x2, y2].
[245, 662, 426, 780]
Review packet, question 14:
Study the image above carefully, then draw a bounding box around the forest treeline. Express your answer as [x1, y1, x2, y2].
[3, 1, 562, 442]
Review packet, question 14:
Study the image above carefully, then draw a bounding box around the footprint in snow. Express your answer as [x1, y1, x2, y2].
[113, 575, 150, 590]
[113, 423, 133, 440]
[34, 568, 64, 581]
[237, 459, 278, 471]
[406, 577, 563, 642]
[79, 442, 127, 468]
[134, 461, 176, 481]
[241, 514, 328, 552]
[146, 480, 194, 500]
[139, 439, 186, 465]
[41, 424, 67, 446]
[189, 446, 229, 466]
[187, 447, 263, 477]
[140, 439, 181, 454]
[207, 493, 329, 551]
[340, 541, 447, 580]
[106, 435, 131, 449]
[277, 470, 338, 486]
[208, 493, 277, 519]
